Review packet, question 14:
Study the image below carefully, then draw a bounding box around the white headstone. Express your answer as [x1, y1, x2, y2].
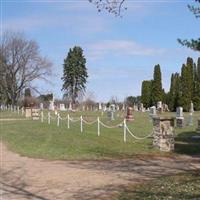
[157, 101, 162, 109]
[134, 105, 138, 111]
[49, 101, 54, 111]
[59, 104, 65, 111]
[176, 107, 183, 118]
[190, 102, 194, 113]
[40, 103, 44, 110]
[98, 102, 102, 110]
[150, 106, 157, 116]
[140, 103, 144, 111]
[68, 102, 72, 111]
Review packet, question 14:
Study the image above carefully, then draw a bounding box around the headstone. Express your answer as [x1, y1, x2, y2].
[98, 102, 102, 110]
[110, 104, 115, 112]
[32, 109, 40, 120]
[126, 107, 134, 121]
[157, 101, 163, 113]
[40, 103, 44, 110]
[157, 101, 162, 109]
[150, 106, 157, 117]
[190, 101, 194, 113]
[25, 107, 32, 118]
[134, 105, 138, 112]
[68, 102, 72, 111]
[59, 104, 65, 111]
[116, 105, 120, 111]
[49, 101, 54, 111]
[107, 110, 114, 121]
[176, 107, 184, 128]
[152, 116, 175, 152]
[163, 104, 169, 112]
[140, 103, 144, 112]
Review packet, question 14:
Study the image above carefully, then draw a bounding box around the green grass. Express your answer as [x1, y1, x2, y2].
[0, 110, 200, 160]
[117, 171, 200, 200]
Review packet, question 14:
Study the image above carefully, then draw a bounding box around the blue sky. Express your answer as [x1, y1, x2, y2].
[2, 0, 200, 102]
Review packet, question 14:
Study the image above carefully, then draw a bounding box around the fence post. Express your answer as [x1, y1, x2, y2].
[67, 114, 70, 129]
[97, 117, 100, 136]
[48, 112, 50, 124]
[17, 106, 20, 115]
[41, 111, 44, 123]
[123, 119, 126, 143]
[80, 116, 83, 133]
[57, 113, 60, 127]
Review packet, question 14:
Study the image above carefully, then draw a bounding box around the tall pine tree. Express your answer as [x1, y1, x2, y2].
[141, 80, 152, 108]
[61, 46, 88, 105]
[193, 57, 200, 110]
[151, 64, 163, 105]
[181, 62, 192, 111]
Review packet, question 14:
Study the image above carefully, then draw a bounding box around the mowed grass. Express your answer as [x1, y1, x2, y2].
[117, 170, 200, 200]
[0, 110, 200, 160]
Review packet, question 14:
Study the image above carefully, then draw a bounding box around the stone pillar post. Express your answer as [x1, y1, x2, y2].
[152, 117, 175, 152]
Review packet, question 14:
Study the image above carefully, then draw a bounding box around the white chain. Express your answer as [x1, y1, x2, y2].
[69, 117, 80, 123]
[125, 125, 153, 140]
[82, 119, 97, 125]
[99, 121, 123, 129]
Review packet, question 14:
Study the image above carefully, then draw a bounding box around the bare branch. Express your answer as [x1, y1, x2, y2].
[0, 31, 52, 105]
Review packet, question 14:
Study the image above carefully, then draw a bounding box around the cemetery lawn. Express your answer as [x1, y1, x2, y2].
[0, 111, 200, 160]
[117, 170, 200, 200]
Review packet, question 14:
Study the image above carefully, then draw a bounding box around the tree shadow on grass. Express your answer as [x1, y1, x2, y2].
[175, 131, 200, 155]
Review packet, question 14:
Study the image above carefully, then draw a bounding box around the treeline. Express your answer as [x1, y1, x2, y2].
[141, 57, 200, 111]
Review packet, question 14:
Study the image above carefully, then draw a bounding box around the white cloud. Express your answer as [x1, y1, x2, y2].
[85, 40, 166, 60]
[3, 12, 107, 34]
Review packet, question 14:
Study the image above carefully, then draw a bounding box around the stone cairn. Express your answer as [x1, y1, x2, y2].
[126, 107, 134, 121]
[176, 107, 184, 128]
[152, 116, 175, 152]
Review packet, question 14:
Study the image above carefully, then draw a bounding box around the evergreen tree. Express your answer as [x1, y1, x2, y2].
[141, 80, 152, 108]
[151, 64, 163, 105]
[174, 73, 182, 109]
[61, 46, 88, 105]
[193, 57, 200, 110]
[181, 62, 193, 111]
[168, 73, 176, 111]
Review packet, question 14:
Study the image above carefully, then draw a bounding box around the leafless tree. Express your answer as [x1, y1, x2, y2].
[0, 31, 52, 105]
[89, 0, 127, 17]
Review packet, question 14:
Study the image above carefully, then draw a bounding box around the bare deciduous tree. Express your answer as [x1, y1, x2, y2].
[89, 0, 127, 17]
[0, 31, 52, 105]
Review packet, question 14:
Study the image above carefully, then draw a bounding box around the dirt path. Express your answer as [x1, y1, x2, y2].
[1, 141, 200, 200]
